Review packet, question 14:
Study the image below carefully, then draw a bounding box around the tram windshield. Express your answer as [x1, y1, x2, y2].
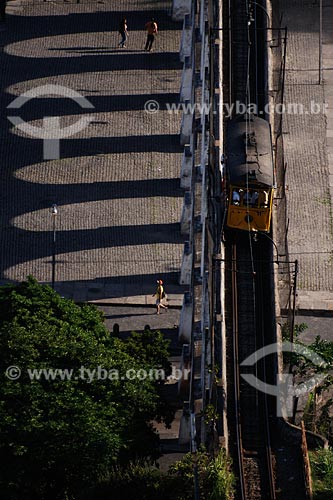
[231, 188, 270, 208]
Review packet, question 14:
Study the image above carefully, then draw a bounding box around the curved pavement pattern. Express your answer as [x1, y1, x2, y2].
[0, 0, 185, 302]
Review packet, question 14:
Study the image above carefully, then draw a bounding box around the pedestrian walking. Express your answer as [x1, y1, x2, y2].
[152, 279, 168, 314]
[118, 18, 128, 48]
[144, 18, 158, 52]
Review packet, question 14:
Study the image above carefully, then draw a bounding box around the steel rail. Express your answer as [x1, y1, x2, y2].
[256, 239, 276, 500]
[231, 242, 246, 500]
[231, 235, 277, 499]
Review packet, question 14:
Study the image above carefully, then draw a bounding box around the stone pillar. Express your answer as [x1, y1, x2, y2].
[180, 191, 192, 235]
[179, 241, 192, 285]
[178, 291, 192, 343]
[180, 144, 193, 190]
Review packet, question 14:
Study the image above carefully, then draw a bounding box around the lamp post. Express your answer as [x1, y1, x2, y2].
[258, 232, 280, 264]
[51, 204, 58, 289]
[249, 0, 270, 21]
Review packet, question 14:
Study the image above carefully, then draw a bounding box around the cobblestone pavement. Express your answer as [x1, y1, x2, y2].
[0, 0, 185, 301]
[280, 0, 333, 309]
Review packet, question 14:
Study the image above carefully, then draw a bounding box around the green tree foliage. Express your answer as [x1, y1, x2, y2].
[0, 277, 172, 499]
[309, 448, 333, 499]
[83, 448, 235, 500]
[83, 464, 172, 500]
[168, 447, 235, 500]
[122, 329, 174, 427]
[282, 322, 333, 441]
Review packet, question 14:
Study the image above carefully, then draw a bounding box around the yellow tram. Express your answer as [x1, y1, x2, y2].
[225, 115, 274, 232]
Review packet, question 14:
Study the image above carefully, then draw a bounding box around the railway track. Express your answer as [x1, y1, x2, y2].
[230, 0, 250, 105]
[223, 0, 310, 498]
[229, 233, 276, 499]
[224, 0, 276, 495]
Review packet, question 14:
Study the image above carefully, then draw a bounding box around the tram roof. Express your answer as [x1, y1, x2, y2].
[226, 115, 274, 187]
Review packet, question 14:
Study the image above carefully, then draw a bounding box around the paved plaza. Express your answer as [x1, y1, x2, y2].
[1, 0, 331, 317]
[0, 0, 185, 302]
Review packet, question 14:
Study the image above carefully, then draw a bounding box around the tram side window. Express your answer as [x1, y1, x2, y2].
[260, 191, 269, 208]
[232, 189, 241, 206]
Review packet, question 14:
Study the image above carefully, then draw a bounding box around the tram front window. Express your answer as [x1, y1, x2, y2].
[243, 190, 251, 205]
[251, 191, 259, 207]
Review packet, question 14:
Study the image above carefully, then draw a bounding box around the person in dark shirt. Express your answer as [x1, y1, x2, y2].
[118, 18, 128, 48]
